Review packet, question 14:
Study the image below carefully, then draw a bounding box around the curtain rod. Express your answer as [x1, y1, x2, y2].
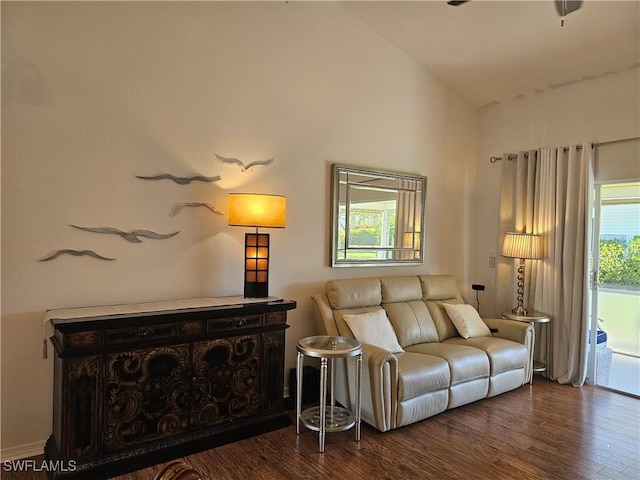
[490, 136, 640, 163]
[593, 136, 640, 148]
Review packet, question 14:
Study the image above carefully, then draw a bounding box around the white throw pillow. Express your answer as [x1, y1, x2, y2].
[343, 309, 405, 353]
[443, 303, 491, 339]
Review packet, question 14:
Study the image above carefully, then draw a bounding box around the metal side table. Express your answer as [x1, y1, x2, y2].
[296, 335, 362, 453]
[502, 310, 552, 384]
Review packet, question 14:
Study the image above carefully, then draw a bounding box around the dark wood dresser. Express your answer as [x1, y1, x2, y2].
[43, 297, 296, 479]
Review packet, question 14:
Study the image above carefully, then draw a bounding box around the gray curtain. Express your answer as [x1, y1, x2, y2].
[497, 144, 594, 386]
[497, 150, 539, 317]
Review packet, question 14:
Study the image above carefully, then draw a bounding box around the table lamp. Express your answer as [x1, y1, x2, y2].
[228, 193, 286, 298]
[501, 232, 542, 316]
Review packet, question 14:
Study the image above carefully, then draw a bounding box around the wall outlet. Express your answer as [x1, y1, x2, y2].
[489, 256, 496, 268]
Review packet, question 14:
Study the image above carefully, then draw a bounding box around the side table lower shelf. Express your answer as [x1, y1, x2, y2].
[533, 360, 547, 373]
[300, 406, 356, 432]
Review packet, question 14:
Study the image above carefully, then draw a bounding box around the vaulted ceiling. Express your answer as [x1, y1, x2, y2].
[342, 1, 640, 107]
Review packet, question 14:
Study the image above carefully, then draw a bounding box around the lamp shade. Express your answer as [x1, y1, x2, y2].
[501, 232, 542, 260]
[228, 193, 286, 228]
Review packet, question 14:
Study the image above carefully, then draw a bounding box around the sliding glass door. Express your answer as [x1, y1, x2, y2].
[588, 181, 640, 397]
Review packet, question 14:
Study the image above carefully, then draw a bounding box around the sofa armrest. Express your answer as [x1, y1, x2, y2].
[310, 293, 340, 337]
[310, 294, 399, 431]
[483, 317, 533, 345]
[483, 317, 535, 382]
[332, 342, 398, 432]
[360, 343, 398, 432]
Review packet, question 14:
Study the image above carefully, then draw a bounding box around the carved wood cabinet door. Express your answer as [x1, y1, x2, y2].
[59, 355, 102, 461]
[190, 335, 261, 429]
[103, 345, 191, 452]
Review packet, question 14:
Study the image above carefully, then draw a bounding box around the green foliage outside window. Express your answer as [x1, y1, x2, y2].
[599, 236, 640, 287]
[348, 211, 379, 246]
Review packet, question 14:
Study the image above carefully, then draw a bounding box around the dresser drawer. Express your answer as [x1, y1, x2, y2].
[60, 330, 101, 350]
[265, 311, 286, 325]
[104, 323, 177, 345]
[207, 314, 262, 332]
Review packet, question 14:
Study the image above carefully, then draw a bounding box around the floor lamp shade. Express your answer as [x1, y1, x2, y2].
[228, 194, 286, 298]
[501, 232, 542, 315]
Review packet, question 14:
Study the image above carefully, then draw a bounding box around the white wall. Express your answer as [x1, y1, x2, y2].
[472, 68, 640, 317]
[1, 2, 477, 455]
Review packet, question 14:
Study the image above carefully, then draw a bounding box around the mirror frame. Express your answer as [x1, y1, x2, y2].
[330, 163, 427, 267]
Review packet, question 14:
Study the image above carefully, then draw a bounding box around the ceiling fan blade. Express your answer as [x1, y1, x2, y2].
[447, 0, 470, 6]
[554, 0, 583, 16]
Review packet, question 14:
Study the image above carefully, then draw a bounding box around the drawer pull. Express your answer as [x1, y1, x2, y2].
[129, 327, 155, 338]
[229, 319, 246, 328]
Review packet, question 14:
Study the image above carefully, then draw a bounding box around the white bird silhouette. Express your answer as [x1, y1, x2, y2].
[215, 154, 274, 172]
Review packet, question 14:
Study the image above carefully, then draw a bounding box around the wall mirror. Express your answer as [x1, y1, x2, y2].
[331, 164, 427, 267]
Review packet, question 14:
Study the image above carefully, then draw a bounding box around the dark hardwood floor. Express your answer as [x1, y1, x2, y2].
[4, 379, 639, 479]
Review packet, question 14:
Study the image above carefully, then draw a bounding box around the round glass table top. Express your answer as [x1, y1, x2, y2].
[297, 335, 362, 358]
[501, 310, 551, 323]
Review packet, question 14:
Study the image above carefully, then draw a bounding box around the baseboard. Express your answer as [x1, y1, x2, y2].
[0, 440, 45, 461]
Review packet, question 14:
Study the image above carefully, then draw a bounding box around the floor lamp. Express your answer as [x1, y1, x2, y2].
[501, 232, 542, 316]
[228, 193, 286, 298]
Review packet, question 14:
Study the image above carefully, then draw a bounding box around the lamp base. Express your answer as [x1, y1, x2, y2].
[245, 282, 269, 299]
[243, 232, 270, 299]
[512, 305, 528, 316]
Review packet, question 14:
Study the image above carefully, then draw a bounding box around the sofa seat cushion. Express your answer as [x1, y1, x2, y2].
[444, 337, 528, 376]
[404, 343, 489, 386]
[396, 352, 450, 401]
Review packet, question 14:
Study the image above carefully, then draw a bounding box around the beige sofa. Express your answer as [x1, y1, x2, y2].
[311, 275, 534, 432]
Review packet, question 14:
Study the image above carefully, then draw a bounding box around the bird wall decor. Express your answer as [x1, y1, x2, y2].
[70, 225, 180, 243]
[215, 154, 275, 172]
[39, 249, 115, 261]
[169, 202, 223, 217]
[135, 173, 221, 185]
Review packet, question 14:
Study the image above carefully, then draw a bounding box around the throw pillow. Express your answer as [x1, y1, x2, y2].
[342, 309, 405, 353]
[442, 303, 491, 339]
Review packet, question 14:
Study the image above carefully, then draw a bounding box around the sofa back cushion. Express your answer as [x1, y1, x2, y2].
[383, 301, 439, 347]
[324, 274, 466, 344]
[380, 276, 422, 303]
[379, 276, 439, 347]
[326, 277, 382, 310]
[425, 300, 464, 341]
[420, 275, 464, 341]
[419, 275, 459, 301]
